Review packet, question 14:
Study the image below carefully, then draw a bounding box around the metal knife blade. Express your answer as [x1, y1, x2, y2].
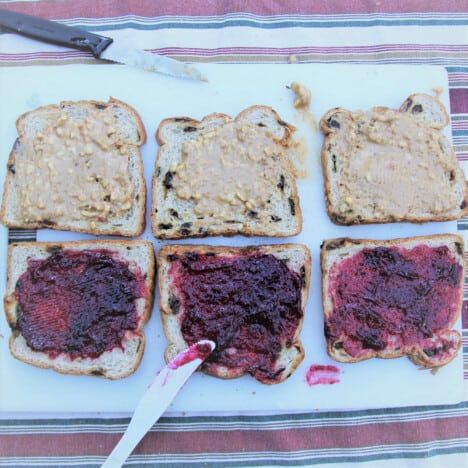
[0, 9, 207, 81]
[101, 340, 215, 468]
[99, 41, 207, 81]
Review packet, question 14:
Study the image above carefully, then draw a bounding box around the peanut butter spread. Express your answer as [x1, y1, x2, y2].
[290, 82, 311, 110]
[337, 109, 458, 217]
[173, 121, 287, 220]
[16, 107, 133, 224]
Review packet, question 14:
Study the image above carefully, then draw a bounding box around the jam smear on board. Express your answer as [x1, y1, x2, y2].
[170, 252, 303, 383]
[325, 245, 462, 359]
[15, 248, 146, 359]
[305, 364, 340, 386]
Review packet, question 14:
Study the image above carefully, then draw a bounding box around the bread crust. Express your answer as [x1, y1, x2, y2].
[4, 239, 155, 379]
[151, 105, 302, 239]
[0, 98, 147, 236]
[320, 93, 468, 225]
[157, 243, 310, 384]
[320, 234, 464, 369]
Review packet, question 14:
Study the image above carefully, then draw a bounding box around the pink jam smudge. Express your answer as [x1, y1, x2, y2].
[306, 364, 341, 386]
[168, 341, 214, 370]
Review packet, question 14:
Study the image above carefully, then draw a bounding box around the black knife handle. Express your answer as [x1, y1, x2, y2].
[0, 9, 113, 57]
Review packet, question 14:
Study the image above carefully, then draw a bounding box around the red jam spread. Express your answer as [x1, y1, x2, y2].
[15, 248, 146, 359]
[169, 251, 303, 383]
[326, 244, 462, 359]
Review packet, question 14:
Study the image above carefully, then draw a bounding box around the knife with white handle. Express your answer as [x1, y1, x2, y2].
[101, 339, 215, 468]
[0, 9, 207, 81]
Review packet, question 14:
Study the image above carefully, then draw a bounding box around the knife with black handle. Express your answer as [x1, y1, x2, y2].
[0, 9, 207, 81]
[1, 8, 113, 57]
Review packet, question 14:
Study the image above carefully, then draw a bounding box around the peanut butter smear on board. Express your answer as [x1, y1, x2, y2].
[337, 108, 458, 217]
[289, 81, 315, 180]
[16, 107, 133, 224]
[290, 82, 312, 110]
[173, 121, 289, 220]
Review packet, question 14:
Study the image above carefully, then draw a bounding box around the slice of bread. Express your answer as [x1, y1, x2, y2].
[157, 243, 310, 384]
[4, 240, 155, 379]
[321, 234, 464, 370]
[320, 93, 468, 225]
[151, 105, 301, 239]
[0, 98, 147, 236]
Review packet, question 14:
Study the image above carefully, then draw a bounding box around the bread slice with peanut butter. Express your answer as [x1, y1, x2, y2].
[0, 98, 146, 236]
[320, 93, 468, 225]
[151, 105, 301, 239]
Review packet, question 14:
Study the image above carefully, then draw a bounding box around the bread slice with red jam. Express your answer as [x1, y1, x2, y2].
[4, 240, 155, 379]
[157, 244, 311, 384]
[321, 234, 464, 370]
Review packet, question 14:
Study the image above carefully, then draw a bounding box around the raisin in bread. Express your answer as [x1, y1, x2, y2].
[152, 105, 301, 239]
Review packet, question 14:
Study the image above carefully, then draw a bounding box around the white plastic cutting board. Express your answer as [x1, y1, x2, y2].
[0, 64, 463, 416]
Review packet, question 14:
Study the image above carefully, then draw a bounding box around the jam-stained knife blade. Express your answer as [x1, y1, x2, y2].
[0, 9, 207, 81]
[101, 340, 215, 468]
